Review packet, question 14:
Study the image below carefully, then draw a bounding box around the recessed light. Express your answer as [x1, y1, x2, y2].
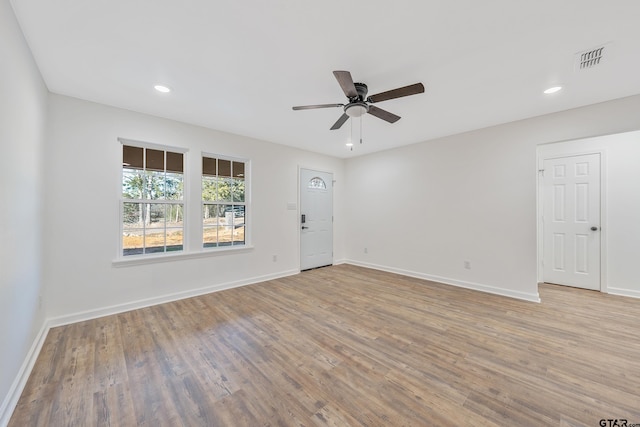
[346, 141, 354, 147]
[154, 85, 171, 93]
[544, 86, 562, 94]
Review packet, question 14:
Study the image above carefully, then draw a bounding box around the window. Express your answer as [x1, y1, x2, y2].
[202, 155, 247, 248]
[308, 177, 327, 189]
[121, 142, 185, 256]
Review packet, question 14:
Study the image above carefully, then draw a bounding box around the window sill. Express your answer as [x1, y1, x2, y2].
[112, 245, 254, 268]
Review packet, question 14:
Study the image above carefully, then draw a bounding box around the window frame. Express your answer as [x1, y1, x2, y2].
[117, 138, 188, 260]
[201, 152, 251, 251]
[113, 139, 254, 267]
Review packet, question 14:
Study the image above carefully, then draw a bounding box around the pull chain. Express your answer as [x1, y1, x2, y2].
[349, 116, 353, 151]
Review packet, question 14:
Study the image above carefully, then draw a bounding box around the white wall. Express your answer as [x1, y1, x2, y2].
[43, 94, 345, 321]
[345, 95, 640, 302]
[538, 131, 640, 298]
[0, 0, 48, 421]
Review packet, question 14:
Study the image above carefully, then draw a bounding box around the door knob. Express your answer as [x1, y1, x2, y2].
[301, 226, 309, 230]
[590, 226, 598, 231]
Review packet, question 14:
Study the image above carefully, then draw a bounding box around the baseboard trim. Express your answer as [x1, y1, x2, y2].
[607, 287, 640, 299]
[48, 269, 300, 328]
[345, 260, 541, 303]
[0, 322, 50, 427]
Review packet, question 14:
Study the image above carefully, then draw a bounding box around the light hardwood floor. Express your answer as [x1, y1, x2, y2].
[9, 264, 640, 426]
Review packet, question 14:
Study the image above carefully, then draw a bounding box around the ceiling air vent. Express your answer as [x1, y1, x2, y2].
[575, 45, 607, 70]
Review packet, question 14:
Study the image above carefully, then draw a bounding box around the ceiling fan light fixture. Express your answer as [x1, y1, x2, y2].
[345, 103, 368, 118]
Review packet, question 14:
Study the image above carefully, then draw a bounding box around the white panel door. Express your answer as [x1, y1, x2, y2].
[543, 154, 601, 290]
[300, 169, 333, 270]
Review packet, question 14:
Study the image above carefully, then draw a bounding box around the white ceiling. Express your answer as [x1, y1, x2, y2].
[10, 0, 640, 158]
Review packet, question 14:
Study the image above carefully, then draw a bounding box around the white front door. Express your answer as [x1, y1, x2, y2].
[300, 168, 333, 270]
[542, 153, 601, 290]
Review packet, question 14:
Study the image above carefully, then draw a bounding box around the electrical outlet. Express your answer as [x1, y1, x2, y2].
[272, 255, 277, 262]
[464, 260, 471, 269]
[364, 247, 368, 254]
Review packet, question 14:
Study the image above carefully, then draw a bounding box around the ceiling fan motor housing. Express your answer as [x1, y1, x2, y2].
[353, 82, 368, 101]
[344, 83, 369, 117]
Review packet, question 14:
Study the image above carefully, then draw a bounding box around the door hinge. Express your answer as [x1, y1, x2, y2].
[538, 169, 545, 177]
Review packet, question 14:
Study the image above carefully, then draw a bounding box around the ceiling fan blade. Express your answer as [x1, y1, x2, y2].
[367, 105, 401, 123]
[330, 113, 350, 130]
[333, 70, 358, 98]
[368, 83, 425, 103]
[292, 103, 343, 110]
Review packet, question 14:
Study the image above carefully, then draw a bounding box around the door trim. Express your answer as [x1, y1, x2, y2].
[298, 166, 334, 271]
[536, 147, 607, 293]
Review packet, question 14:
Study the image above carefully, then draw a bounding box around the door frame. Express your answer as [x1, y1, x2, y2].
[536, 145, 607, 292]
[298, 166, 334, 271]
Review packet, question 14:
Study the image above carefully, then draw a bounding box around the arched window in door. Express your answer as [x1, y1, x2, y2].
[308, 177, 326, 189]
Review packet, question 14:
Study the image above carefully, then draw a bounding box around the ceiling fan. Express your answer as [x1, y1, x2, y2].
[292, 70, 425, 130]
